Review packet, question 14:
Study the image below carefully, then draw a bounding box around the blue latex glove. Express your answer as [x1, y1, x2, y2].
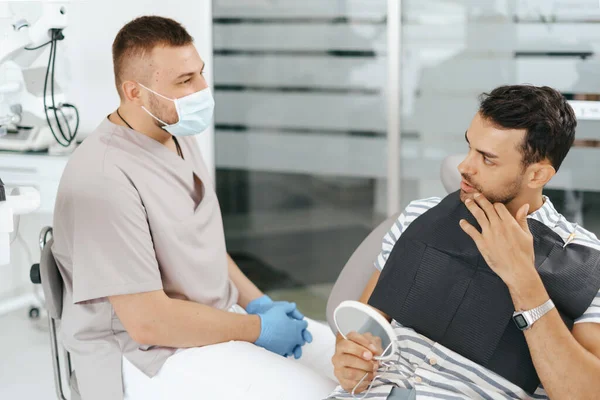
[289, 329, 313, 359]
[255, 302, 309, 357]
[246, 295, 304, 320]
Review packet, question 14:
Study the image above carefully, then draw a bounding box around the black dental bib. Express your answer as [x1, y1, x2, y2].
[368, 191, 600, 393]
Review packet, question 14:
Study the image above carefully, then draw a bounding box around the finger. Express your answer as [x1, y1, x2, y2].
[336, 353, 379, 374]
[338, 339, 374, 362]
[303, 329, 313, 343]
[473, 194, 500, 224]
[275, 301, 304, 320]
[346, 332, 379, 356]
[361, 333, 384, 357]
[277, 301, 297, 314]
[297, 319, 309, 332]
[289, 308, 305, 320]
[464, 198, 490, 231]
[293, 345, 303, 359]
[341, 367, 376, 382]
[493, 202, 512, 222]
[362, 332, 382, 346]
[371, 337, 384, 356]
[515, 203, 531, 233]
[459, 219, 484, 245]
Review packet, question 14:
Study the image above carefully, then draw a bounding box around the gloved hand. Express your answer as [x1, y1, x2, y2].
[290, 329, 313, 359]
[246, 295, 304, 320]
[255, 302, 310, 358]
[248, 295, 313, 359]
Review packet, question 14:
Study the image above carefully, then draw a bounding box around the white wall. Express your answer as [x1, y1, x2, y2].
[63, 0, 215, 178]
[0, 0, 215, 304]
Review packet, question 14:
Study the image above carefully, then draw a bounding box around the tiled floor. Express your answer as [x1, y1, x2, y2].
[0, 307, 56, 399]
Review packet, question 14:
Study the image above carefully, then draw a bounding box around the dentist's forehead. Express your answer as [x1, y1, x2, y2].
[149, 44, 202, 82]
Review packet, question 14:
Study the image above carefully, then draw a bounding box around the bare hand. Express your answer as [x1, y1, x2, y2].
[459, 194, 537, 288]
[332, 332, 383, 394]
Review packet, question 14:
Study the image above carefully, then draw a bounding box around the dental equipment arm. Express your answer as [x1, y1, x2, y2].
[0, 2, 68, 67]
[0, 2, 78, 149]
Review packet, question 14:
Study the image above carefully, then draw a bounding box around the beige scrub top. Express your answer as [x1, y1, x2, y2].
[51, 117, 239, 400]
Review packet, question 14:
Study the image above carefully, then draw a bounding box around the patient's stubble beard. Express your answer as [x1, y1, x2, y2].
[461, 173, 523, 205]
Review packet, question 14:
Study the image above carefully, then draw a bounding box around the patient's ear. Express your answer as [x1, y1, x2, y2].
[526, 162, 555, 189]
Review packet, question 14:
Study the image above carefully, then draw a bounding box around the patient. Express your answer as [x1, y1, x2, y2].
[328, 85, 600, 400]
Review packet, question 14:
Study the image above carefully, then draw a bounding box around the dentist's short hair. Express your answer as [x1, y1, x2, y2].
[112, 16, 194, 99]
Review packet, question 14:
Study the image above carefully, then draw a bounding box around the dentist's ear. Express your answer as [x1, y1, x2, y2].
[121, 81, 143, 105]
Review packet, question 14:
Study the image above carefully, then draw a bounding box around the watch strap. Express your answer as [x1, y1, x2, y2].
[528, 298, 555, 323]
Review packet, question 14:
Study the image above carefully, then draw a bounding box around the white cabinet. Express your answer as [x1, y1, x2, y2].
[0, 152, 68, 313]
[0, 152, 69, 214]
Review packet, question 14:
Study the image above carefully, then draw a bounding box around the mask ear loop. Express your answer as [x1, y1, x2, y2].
[137, 82, 175, 101]
[351, 341, 395, 399]
[137, 82, 180, 127]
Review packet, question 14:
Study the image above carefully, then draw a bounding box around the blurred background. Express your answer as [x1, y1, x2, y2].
[1, 0, 600, 398]
[211, 0, 600, 319]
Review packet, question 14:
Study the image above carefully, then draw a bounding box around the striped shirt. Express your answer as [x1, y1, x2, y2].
[327, 196, 600, 400]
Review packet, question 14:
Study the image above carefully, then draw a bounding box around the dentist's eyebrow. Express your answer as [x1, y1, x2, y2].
[174, 63, 205, 81]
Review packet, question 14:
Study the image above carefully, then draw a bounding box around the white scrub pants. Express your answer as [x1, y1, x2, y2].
[122, 318, 338, 400]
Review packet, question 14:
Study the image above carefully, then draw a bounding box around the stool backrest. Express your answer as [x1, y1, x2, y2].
[40, 237, 64, 320]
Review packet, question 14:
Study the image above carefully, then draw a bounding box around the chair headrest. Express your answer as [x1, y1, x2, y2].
[440, 154, 464, 194]
[40, 237, 64, 319]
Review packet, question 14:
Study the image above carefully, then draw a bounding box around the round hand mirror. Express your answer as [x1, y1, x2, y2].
[333, 300, 397, 360]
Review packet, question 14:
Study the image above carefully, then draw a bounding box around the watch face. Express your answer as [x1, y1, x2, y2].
[514, 314, 528, 330]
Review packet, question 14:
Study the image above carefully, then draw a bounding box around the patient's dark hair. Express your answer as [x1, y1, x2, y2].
[478, 85, 576, 171]
[112, 16, 194, 99]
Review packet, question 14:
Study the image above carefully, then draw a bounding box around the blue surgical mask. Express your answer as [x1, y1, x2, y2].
[138, 82, 215, 137]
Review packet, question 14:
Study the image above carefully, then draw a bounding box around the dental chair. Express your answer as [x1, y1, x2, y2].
[30, 227, 81, 400]
[326, 154, 463, 331]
